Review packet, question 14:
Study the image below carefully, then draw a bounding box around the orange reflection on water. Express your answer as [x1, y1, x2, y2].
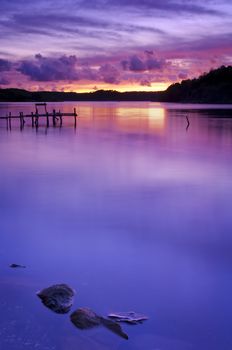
[148, 107, 166, 131]
[58, 102, 167, 135]
[114, 104, 166, 134]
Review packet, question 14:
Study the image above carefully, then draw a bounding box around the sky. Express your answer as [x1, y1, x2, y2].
[0, 0, 232, 92]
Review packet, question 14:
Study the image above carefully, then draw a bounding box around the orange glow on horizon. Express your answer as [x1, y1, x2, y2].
[12, 80, 172, 93]
[46, 81, 171, 93]
[72, 82, 170, 93]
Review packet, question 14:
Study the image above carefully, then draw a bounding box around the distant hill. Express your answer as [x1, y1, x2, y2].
[0, 88, 163, 102]
[163, 65, 232, 103]
[0, 65, 231, 103]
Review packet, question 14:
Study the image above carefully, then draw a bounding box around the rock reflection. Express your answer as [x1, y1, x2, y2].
[70, 308, 129, 340]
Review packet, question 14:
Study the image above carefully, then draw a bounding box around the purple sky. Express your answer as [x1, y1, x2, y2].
[0, 0, 232, 91]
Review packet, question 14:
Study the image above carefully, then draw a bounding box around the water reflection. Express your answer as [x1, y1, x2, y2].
[0, 102, 232, 350]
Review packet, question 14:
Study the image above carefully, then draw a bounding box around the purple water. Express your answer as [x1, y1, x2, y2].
[0, 101, 232, 350]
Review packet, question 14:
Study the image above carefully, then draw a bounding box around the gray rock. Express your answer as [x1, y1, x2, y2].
[70, 308, 128, 340]
[37, 284, 75, 314]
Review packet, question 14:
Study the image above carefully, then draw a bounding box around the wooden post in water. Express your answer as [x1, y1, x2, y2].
[74, 108, 77, 128]
[19, 112, 23, 129]
[35, 108, 39, 128]
[6, 114, 9, 130]
[59, 110, 62, 127]
[22, 112, 25, 125]
[31, 112, 34, 127]
[46, 112, 49, 127]
[53, 109, 56, 126]
[9, 112, 12, 130]
[186, 115, 190, 131]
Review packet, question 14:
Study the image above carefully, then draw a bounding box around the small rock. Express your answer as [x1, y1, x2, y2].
[37, 284, 75, 314]
[108, 311, 148, 324]
[70, 308, 128, 340]
[10, 264, 26, 268]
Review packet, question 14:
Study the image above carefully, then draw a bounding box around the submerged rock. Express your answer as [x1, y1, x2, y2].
[70, 308, 128, 340]
[108, 311, 148, 324]
[37, 284, 75, 314]
[10, 264, 26, 268]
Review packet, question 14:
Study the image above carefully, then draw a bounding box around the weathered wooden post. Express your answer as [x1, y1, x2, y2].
[9, 112, 12, 130]
[74, 108, 77, 128]
[59, 110, 62, 127]
[53, 109, 56, 126]
[19, 112, 23, 129]
[35, 108, 39, 128]
[31, 112, 34, 127]
[186, 115, 190, 131]
[6, 114, 9, 130]
[22, 112, 25, 125]
[46, 112, 49, 127]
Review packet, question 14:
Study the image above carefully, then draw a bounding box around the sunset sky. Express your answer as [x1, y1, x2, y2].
[0, 0, 232, 92]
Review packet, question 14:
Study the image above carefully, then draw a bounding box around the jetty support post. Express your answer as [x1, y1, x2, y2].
[31, 112, 34, 127]
[9, 112, 12, 130]
[20, 112, 25, 130]
[19, 112, 23, 130]
[53, 109, 56, 126]
[46, 111, 49, 128]
[59, 110, 62, 127]
[22, 112, 25, 125]
[74, 108, 77, 128]
[35, 108, 39, 128]
[6, 114, 9, 130]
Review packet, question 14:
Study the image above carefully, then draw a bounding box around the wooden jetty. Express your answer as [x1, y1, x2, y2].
[0, 103, 78, 129]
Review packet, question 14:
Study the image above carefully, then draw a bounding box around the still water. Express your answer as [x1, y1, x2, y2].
[0, 102, 232, 350]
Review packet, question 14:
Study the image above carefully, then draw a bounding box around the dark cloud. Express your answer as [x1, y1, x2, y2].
[17, 54, 79, 81]
[129, 56, 146, 71]
[140, 79, 151, 87]
[79, 67, 99, 81]
[16, 54, 121, 85]
[147, 57, 164, 70]
[0, 58, 12, 72]
[123, 55, 166, 72]
[99, 64, 120, 84]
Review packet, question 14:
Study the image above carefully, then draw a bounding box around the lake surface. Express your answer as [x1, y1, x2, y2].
[0, 101, 232, 350]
